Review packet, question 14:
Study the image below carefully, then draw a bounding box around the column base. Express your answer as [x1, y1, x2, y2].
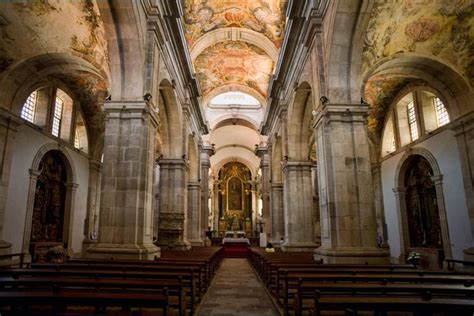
[81, 238, 97, 256]
[281, 241, 318, 252]
[0, 240, 12, 255]
[188, 239, 204, 247]
[86, 243, 161, 260]
[314, 246, 390, 264]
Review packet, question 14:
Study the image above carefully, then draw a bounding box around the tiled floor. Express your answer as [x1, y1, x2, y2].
[197, 258, 281, 316]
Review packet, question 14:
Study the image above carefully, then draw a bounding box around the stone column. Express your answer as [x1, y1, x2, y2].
[452, 113, 474, 260]
[255, 144, 271, 236]
[312, 163, 321, 246]
[270, 183, 284, 244]
[313, 103, 389, 263]
[0, 109, 21, 256]
[200, 143, 214, 240]
[187, 181, 202, 246]
[82, 159, 102, 253]
[282, 161, 317, 251]
[372, 163, 389, 248]
[87, 102, 160, 259]
[157, 159, 190, 250]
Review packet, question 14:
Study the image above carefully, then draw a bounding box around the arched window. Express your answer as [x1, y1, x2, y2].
[381, 89, 451, 157]
[74, 110, 88, 153]
[21, 91, 37, 123]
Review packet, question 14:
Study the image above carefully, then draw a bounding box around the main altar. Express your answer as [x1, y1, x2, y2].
[214, 162, 255, 236]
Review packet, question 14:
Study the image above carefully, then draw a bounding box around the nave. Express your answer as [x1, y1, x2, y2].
[1, 246, 474, 316]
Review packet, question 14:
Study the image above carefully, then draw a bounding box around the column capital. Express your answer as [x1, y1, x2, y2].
[103, 101, 159, 127]
[89, 159, 103, 172]
[200, 143, 215, 157]
[313, 103, 370, 128]
[282, 160, 313, 172]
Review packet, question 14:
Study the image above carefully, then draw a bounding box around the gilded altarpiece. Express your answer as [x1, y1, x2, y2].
[30, 150, 67, 262]
[405, 155, 444, 263]
[217, 162, 252, 232]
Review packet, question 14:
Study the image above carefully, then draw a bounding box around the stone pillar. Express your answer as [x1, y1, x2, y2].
[372, 163, 389, 248]
[282, 161, 317, 251]
[255, 144, 271, 236]
[87, 102, 160, 260]
[452, 113, 474, 260]
[270, 183, 284, 244]
[187, 181, 202, 246]
[200, 144, 214, 240]
[82, 159, 102, 253]
[313, 103, 389, 263]
[0, 109, 21, 255]
[312, 163, 321, 246]
[157, 159, 190, 250]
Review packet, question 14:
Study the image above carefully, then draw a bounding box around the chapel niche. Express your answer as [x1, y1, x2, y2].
[217, 162, 252, 234]
[29, 150, 68, 262]
[404, 155, 443, 260]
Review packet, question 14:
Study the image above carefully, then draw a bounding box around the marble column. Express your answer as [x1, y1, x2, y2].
[187, 181, 202, 246]
[282, 161, 317, 251]
[452, 113, 474, 260]
[82, 159, 102, 253]
[313, 103, 389, 263]
[0, 109, 21, 256]
[255, 144, 271, 236]
[157, 159, 190, 250]
[200, 144, 214, 240]
[87, 101, 160, 260]
[270, 183, 284, 244]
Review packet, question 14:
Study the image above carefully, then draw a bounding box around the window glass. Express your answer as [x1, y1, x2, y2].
[407, 101, 418, 141]
[52, 96, 63, 137]
[21, 91, 37, 123]
[434, 97, 450, 127]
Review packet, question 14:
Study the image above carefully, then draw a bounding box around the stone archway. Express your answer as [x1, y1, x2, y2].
[394, 147, 452, 264]
[23, 144, 77, 262]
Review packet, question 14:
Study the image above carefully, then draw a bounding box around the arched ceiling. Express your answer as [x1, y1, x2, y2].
[184, 0, 288, 101]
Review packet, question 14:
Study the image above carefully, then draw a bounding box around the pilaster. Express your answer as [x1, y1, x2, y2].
[82, 159, 102, 253]
[187, 181, 202, 246]
[281, 161, 317, 252]
[451, 112, 474, 260]
[87, 101, 160, 259]
[255, 143, 271, 236]
[200, 143, 215, 240]
[270, 182, 284, 244]
[0, 108, 22, 255]
[313, 103, 389, 263]
[157, 159, 190, 250]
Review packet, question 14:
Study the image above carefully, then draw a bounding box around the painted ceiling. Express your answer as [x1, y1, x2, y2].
[184, 0, 288, 48]
[362, 0, 473, 86]
[194, 41, 274, 98]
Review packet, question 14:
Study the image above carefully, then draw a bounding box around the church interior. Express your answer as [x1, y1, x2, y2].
[0, 0, 473, 315]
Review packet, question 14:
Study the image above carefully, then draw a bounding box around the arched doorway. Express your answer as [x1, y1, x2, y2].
[395, 150, 451, 267]
[404, 155, 442, 251]
[29, 150, 69, 262]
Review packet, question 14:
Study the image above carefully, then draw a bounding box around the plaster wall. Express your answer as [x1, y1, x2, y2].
[381, 129, 471, 261]
[2, 124, 89, 255]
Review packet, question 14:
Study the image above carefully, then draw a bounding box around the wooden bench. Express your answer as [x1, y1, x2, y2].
[295, 281, 474, 316]
[0, 289, 170, 315]
[312, 294, 474, 316]
[0, 275, 185, 316]
[0, 267, 197, 315]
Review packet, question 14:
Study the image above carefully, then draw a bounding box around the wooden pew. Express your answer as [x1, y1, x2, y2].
[0, 289, 170, 316]
[296, 281, 474, 316]
[312, 294, 474, 316]
[0, 267, 197, 315]
[0, 275, 185, 316]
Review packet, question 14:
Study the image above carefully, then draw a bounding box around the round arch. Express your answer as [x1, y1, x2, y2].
[393, 147, 452, 260]
[190, 27, 278, 62]
[158, 79, 184, 158]
[22, 143, 78, 258]
[211, 115, 260, 131]
[203, 84, 266, 108]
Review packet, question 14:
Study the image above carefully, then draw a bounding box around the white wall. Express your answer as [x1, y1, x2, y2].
[2, 125, 89, 255]
[381, 129, 472, 260]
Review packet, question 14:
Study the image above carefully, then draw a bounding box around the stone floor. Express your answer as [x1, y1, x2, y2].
[197, 258, 281, 316]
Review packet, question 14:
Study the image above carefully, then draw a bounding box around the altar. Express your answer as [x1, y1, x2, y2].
[222, 231, 250, 257]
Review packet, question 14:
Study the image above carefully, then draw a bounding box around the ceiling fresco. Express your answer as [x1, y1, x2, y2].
[184, 0, 288, 48]
[362, 1, 473, 86]
[194, 41, 274, 98]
